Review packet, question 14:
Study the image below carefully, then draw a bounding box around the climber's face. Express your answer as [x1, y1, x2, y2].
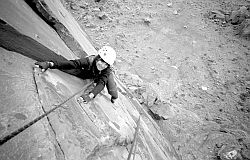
[96, 58, 108, 71]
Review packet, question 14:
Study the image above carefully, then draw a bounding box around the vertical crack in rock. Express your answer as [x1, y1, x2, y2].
[24, 0, 87, 58]
[32, 73, 66, 160]
[45, 114, 66, 159]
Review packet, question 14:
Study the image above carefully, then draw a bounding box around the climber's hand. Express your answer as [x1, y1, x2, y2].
[111, 97, 117, 104]
[77, 93, 94, 104]
[35, 61, 51, 72]
[88, 93, 95, 99]
[77, 96, 85, 103]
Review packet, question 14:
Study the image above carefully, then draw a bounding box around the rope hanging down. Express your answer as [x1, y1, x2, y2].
[0, 82, 92, 146]
[127, 116, 141, 160]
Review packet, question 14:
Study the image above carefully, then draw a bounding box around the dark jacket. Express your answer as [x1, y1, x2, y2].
[51, 55, 111, 97]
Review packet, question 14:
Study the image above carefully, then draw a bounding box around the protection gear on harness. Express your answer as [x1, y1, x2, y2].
[98, 46, 116, 65]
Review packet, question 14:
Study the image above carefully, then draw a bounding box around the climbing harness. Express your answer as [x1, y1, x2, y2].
[0, 82, 93, 146]
[127, 116, 141, 160]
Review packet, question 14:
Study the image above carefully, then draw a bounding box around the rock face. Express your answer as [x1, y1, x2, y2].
[0, 0, 179, 159]
[0, 49, 62, 160]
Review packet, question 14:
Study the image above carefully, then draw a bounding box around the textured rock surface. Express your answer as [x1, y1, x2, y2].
[0, 0, 179, 159]
[32, 67, 179, 159]
[0, 49, 62, 160]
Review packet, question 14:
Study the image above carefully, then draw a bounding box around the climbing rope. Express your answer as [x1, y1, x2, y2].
[0, 82, 93, 146]
[127, 116, 141, 160]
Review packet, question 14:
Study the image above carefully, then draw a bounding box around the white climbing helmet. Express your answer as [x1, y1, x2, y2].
[98, 46, 116, 65]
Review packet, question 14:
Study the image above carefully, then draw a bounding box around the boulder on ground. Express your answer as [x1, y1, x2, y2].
[240, 19, 250, 37]
[209, 10, 226, 21]
[230, 6, 250, 25]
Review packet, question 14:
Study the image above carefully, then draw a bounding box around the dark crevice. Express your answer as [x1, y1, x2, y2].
[148, 109, 167, 121]
[24, 0, 88, 58]
[0, 19, 7, 25]
[0, 21, 67, 62]
[24, 0, 57, 30]
[32, 72, 66, 160]
[46, 116, 66, 160]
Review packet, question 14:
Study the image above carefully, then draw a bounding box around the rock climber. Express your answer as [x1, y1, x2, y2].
[35, 46, 118, 103]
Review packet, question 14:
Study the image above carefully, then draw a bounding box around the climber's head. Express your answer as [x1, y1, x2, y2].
[96, 46, 116, 71]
